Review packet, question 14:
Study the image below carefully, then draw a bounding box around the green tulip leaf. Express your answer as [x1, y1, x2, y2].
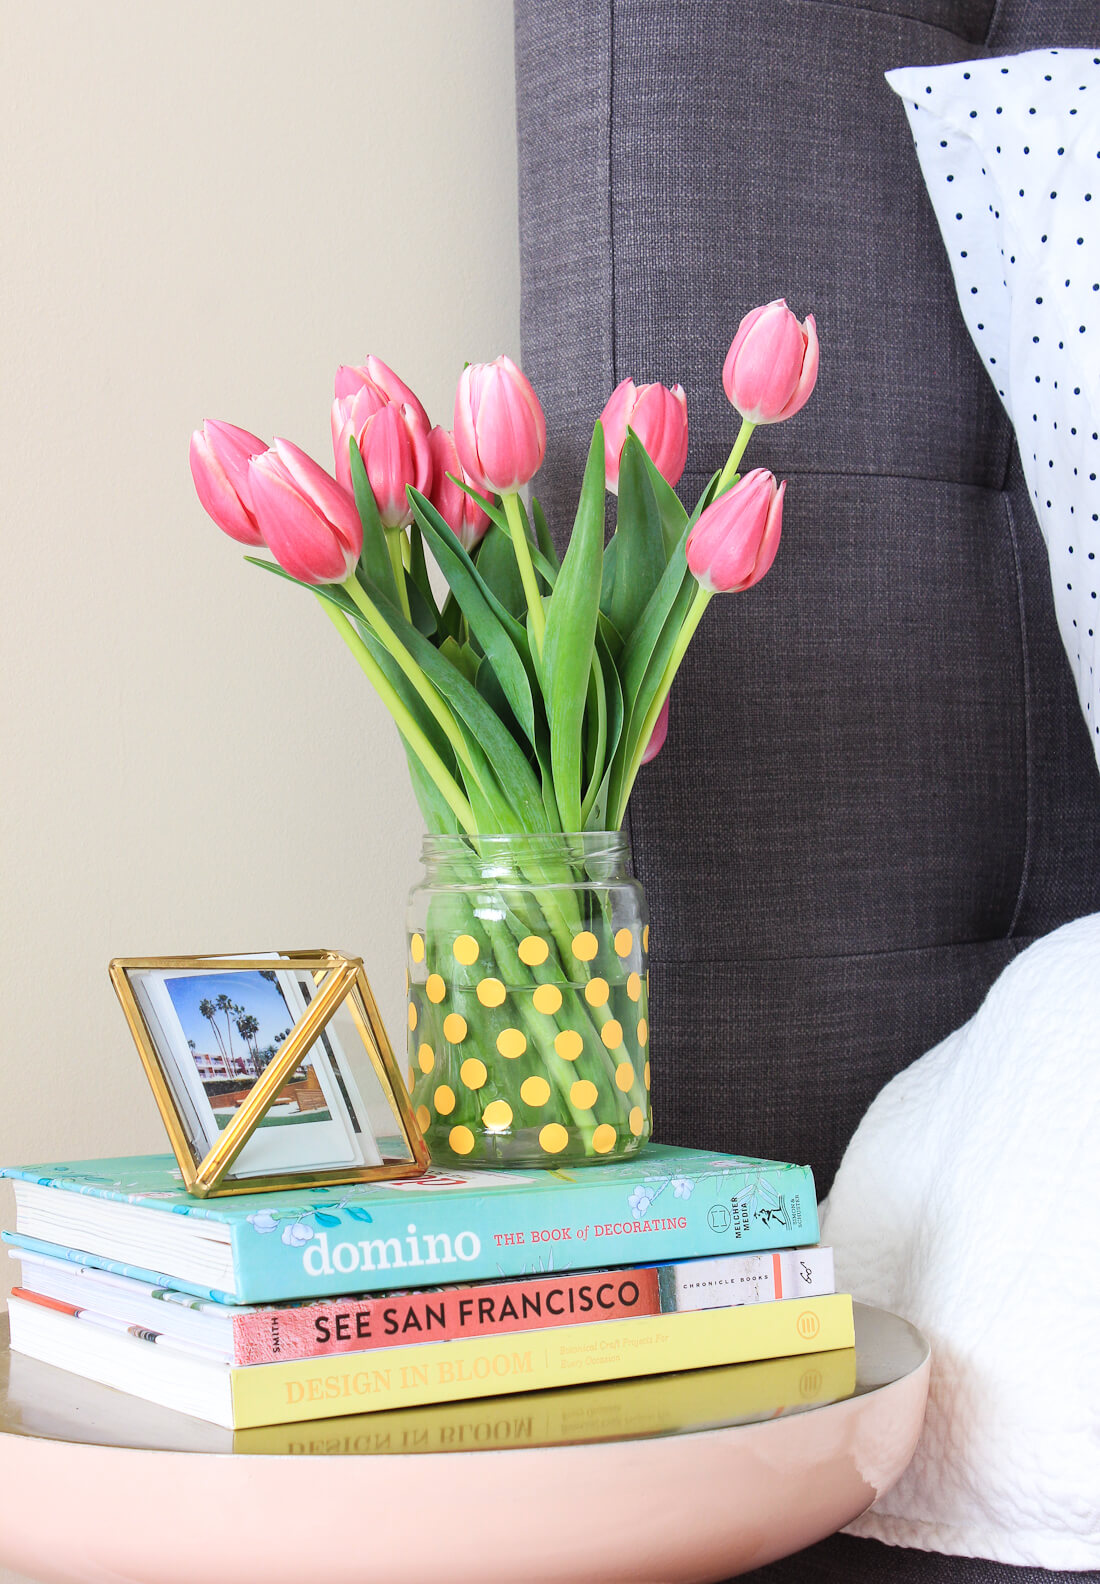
[638, 443, 690, 559]
[406, 522, 440, 638]
[474, 524, 527, 621]
[370, 587, 550, 833]
[408, 489, 539, 748]
[543, 423, 605, 832]
[583, 616, 626, 829]
[531, 496, 561, 572]
[607, 432, 666, 647]
[348, 442, 400, 607]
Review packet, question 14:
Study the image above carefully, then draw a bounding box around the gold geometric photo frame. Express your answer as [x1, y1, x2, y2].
[109, 949, 429, 1198]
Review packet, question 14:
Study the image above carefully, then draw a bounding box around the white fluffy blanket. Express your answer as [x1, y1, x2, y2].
[820, 914, 1100, 1570]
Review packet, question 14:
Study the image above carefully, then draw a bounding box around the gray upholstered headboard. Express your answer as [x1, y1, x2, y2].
[515, 4, 1100, 1581]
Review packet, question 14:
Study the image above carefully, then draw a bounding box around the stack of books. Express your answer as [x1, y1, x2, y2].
[0, 1145, 855, 1431]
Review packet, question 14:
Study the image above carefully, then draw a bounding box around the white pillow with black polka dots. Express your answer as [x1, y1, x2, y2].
[888, 50, 1100, 774]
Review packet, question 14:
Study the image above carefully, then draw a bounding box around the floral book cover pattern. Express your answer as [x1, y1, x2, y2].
[0, 1145, 818, 1303]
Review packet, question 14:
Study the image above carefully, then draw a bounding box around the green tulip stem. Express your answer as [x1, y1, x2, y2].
[502, 492, 546, 656]
[341, 578, 476, 778]
[715, 418, 756, 495]
[385, 528, 412, 621]
[319, 597, 477, 834]
[614, 582, 713, 827]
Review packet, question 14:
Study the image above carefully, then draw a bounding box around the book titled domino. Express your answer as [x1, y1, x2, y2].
[1, 1144, 819, 1304]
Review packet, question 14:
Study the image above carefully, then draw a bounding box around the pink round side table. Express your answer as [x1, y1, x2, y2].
[0, 1303, 928, 1584]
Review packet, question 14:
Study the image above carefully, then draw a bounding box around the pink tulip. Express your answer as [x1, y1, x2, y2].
[189, 420, 266, 546]
[599, 379, 688, 493]
[247, 439, 362, 585]
[333, 398, 433, 529]
[640, 694, 670, 764]
[722, 300, 819, 425]
[686, 468, 785, 593]
[334, 356, 430, 430]
[453, 355, 546, 494]
[427, 426, 491, 552]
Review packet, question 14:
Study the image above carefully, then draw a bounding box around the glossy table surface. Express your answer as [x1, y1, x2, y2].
[0, 1303, 930, 1583]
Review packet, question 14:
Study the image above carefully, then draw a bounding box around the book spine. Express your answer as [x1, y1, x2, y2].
[228, 1293, 854, 1428]
[232, 1268, 662, 1364]
[231, 1246, 834, 1364]
[233, 1160, 820, 1302]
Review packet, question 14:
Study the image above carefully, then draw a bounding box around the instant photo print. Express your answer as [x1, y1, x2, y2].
[109, 950, 429, 1196]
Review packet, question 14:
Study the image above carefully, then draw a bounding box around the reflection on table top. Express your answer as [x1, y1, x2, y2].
[0, 1302, 928, 1458]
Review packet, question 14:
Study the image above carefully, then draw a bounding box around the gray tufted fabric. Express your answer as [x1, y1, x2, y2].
[515, 1, 1100, 1580]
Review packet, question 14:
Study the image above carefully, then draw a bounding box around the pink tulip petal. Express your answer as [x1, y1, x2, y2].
[189, 425, 266, 546]
[248, 459, 358, 585]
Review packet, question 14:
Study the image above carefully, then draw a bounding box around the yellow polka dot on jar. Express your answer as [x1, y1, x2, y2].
[476, 977, 506, 1008]
[433, 1084, 456, 1115]
[533, 983, 563, 1015]
[644, 1060, 651, 1090]
[518, 935, 549, 966]
[584, 976, 609, 1007]
[554, 1028, 583, 1061]
[410, 933, 425, 963]
[496, 1027, 527, 1060]
[417, 1043, 435, 1074]
[570, 1079, 598, 1110]
[415, 1104, 431, 1132]
[626, 971, 642, 1002]
[443, 1012, 468, 1043]
[539, 1123, 569, 1154]
[452, 934, 479, 966]
[449, 1125, 475, 1156]
[407, 1002, 418, 1032]
[425, 973, 446, 1004]
[600, 1019, 623, 1050]
[407, 1065, 415, 1091]
[642, 925, 650, 953]
[615, 1061, 634, 1092]
[571, 931, 598, 962]
[460, 1057, 487, 1090]
[520, 1075, 550, 1106]
[482, 1099, 513, 1131]
[614, 928, 633, 958]
[592, 1123, 617, 1154]
[637, 1018, 648, 1047]
[629, 1106, 645, 1137]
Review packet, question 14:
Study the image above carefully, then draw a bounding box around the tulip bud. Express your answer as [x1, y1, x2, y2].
[247, 439, 362, 585]
[640, 694, 670, 764]
[722, 300, 819, 425]
[454, 355, 546, 494]
[333, 399, 433, 529]
[427, 426, 491, 552]
[686, 468, 785, 593]
[599, 379, 688, 494]
[334, 356, 430, 430]
[189, 420, 267, 546]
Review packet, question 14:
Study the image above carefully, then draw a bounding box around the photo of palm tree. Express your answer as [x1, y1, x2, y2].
[163, 971, 332, 1130]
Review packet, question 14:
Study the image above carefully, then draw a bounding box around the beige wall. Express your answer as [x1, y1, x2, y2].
[0, 4, 518, 1571]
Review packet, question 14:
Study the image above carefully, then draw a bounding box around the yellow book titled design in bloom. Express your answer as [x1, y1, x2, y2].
[230, 1294, 854, 1428]
[7, 1291, 853, 1429]
[234, 1343, 858, 1454]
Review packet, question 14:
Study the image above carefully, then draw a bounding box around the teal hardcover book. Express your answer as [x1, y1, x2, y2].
[0, 1147, 818, 1304]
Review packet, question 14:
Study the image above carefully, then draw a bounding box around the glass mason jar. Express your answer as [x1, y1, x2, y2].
[405, 832, 651, 1168]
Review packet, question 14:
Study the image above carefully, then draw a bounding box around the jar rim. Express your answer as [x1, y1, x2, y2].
[421, 830, 628, 854]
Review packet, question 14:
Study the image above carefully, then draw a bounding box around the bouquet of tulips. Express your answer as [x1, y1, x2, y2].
[191, 298, 818, 839]
[190, 298, 819, 1165]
